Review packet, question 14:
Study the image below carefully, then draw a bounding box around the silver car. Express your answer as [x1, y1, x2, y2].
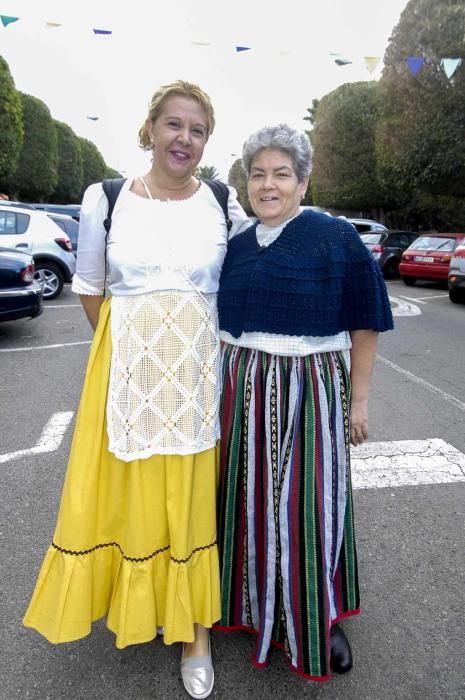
[0, 204, 75, 299]
[448, 237, 465, 304]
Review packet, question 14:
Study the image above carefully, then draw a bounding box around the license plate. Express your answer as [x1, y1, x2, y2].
[414, 255, 434, 262]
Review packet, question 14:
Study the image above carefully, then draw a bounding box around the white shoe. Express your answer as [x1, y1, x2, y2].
[180, 638, 214, 699]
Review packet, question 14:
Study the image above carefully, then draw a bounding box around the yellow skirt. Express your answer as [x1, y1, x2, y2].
[23, 298, 221, 648]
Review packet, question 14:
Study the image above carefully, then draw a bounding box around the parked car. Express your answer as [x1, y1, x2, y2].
[399, 233, 465, 286]
[48, 213, 79, 257]
[31, 203, 81, 221]
[0, 200, 36, 210]
[347, 218, 388, 234]
[0, 246, 43, 322]
[360, 230, 419, 278]
[448, 238, 465, 303]
[0, 203, 75, 299]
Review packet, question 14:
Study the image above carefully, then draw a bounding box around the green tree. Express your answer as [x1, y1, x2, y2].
[0, 56, 23, 191]
[228, 158, 252, 214]
[377, 0, 465, 203]
[198, 164, 220, 180]
[104, 167, 123, 179]
[311, 82, 386, 211]
[52, 121, 83, 202]
[9, 93, 58, 201]
[79, 137, 107, 197]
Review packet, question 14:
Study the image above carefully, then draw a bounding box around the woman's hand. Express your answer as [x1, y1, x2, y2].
[350, 397, 369, 446]
[349, 329, 379, 447]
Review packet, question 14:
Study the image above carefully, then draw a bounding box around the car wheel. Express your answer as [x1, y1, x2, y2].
[449, 288, 465, 304]
[402, 276, 416, 286]
[383, 259, 399, 279]
[34, 261, 64, 300]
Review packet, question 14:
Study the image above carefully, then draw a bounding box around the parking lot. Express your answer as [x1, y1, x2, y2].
[1, 281, 464, 699]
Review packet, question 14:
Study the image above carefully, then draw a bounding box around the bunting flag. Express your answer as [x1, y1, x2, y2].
[407, 56, 425, 76]
[93, 28, 112, 35]
[1, 15, 19, 27]
[441, 57, 462, 79]
[192, 41, 211, 46]
[364, 56, 381, 73]
[86, 116, 99, 121]
[330, 53, 352, 66]
[46, 22, 62, 28]
[236, 46, 251, 52]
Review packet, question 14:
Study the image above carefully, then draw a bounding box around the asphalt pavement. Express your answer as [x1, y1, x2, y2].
[0, 282, 464, 699]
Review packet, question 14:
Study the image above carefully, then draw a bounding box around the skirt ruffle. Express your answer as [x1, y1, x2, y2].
[23, 298, 221, 648]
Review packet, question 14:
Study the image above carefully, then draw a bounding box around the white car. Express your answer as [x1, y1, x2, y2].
[347, 218, 388, 234]
[448, 237, 465, 303]
[0, 204, 75, 299]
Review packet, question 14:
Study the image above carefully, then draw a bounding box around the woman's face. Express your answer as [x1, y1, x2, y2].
[148, 96, 209, 180]
[247, 148, 308, 227]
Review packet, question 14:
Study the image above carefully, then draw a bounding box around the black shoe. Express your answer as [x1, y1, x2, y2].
[330, 623, 353, 674]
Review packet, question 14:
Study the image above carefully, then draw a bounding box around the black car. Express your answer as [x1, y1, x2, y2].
[360, 230, 419, 278]
[32, 203, 81, 221]
[0, 247, 43, 322]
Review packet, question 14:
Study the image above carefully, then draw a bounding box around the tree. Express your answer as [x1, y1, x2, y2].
[79, 137, 107, 197]
[311, 82, 386, 212]
[377, 0, 465, 203]
[228, 158, 252, 214]
[104, 167, 123, 179]
[52, 121, 83, 202]
[0, 56, 23, 191]
[9, 93, 58, 201]
[197, 165, 220, 180]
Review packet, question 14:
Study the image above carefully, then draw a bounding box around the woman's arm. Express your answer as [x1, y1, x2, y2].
[80, 295, 104, 331]
[349, 329, 379, 446]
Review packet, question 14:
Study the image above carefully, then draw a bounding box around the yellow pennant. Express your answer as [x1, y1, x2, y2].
[364, 56, 381, 73]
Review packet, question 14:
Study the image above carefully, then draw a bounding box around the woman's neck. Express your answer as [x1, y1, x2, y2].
[143, 167, 197, 200]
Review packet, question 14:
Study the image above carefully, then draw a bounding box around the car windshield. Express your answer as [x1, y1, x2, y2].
[360, 233, 383, 244]
[409, 236, 457, 252]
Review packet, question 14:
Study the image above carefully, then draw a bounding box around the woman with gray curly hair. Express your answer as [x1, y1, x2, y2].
[216, 124, 393, 681]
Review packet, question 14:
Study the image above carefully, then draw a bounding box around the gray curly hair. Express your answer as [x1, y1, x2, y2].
[242, 124, 312, 182]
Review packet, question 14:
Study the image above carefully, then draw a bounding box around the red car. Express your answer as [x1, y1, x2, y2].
[399, 233, 465, 286]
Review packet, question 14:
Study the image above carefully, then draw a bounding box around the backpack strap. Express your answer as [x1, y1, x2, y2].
[101, 178, 126, 297]
[202, 179, 232, 233]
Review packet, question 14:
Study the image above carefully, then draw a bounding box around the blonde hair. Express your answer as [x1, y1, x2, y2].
[138, 80, 215, 150]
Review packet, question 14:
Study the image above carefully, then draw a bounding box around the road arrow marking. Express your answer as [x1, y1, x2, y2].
[0, 412, 74, 464]
[388, 295, 422, 316]
[351, 438, 465, 489]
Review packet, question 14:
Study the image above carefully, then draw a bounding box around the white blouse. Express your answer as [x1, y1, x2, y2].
[72, 178, 250, 460]
[220, 209, 352, 356]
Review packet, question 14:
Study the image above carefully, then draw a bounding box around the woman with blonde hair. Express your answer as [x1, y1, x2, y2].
[24, 80, 249, 699]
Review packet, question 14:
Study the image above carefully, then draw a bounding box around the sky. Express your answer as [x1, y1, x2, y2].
[0, 0, 409, 180]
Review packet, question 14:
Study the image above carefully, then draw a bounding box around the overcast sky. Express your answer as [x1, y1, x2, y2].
[1, 0, 409, 180]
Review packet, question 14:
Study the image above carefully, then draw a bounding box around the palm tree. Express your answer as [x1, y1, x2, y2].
[197, 165, 220, 180]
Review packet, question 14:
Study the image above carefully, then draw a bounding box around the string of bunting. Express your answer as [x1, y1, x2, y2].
[1, 13, 463, 80]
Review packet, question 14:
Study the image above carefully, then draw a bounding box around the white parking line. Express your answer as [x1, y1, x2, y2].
[0, 340, 91, 353]
[377, 355, 465, 412]
[389, 296, 422, 316]
[397, 294, 428, 304]
[0, 412, 74, 464]
[44, 304, 82, 308]
[351, 438, 465, 489]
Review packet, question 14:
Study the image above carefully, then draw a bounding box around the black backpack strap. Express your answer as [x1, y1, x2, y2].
[202, 179, 232, 233]
[102, 178, 127, 234]
[101, 178, 126, 297]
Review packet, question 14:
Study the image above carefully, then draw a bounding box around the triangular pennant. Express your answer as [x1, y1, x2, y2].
[86, 116, 99, 121]
[330, 53, 352, 66]
[46, 22, 62, 28]
[364, 56, 381, 73]
[236, 46, 251, 52]
[1, 15, 19, 27]
[441, 57, 462, 79]
[93, 28, 112, 35]
[407, 56, 425, 76]
[192, 41, 211, 46]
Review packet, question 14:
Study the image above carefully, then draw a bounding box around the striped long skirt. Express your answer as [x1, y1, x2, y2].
[216, 344, 360, 681]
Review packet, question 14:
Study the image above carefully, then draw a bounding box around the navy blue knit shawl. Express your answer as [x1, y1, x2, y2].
[218, 210, 394, 338]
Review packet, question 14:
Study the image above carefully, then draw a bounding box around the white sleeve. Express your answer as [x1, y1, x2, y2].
[227, 185, 252, 239]
[71, 183, 109, 296]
